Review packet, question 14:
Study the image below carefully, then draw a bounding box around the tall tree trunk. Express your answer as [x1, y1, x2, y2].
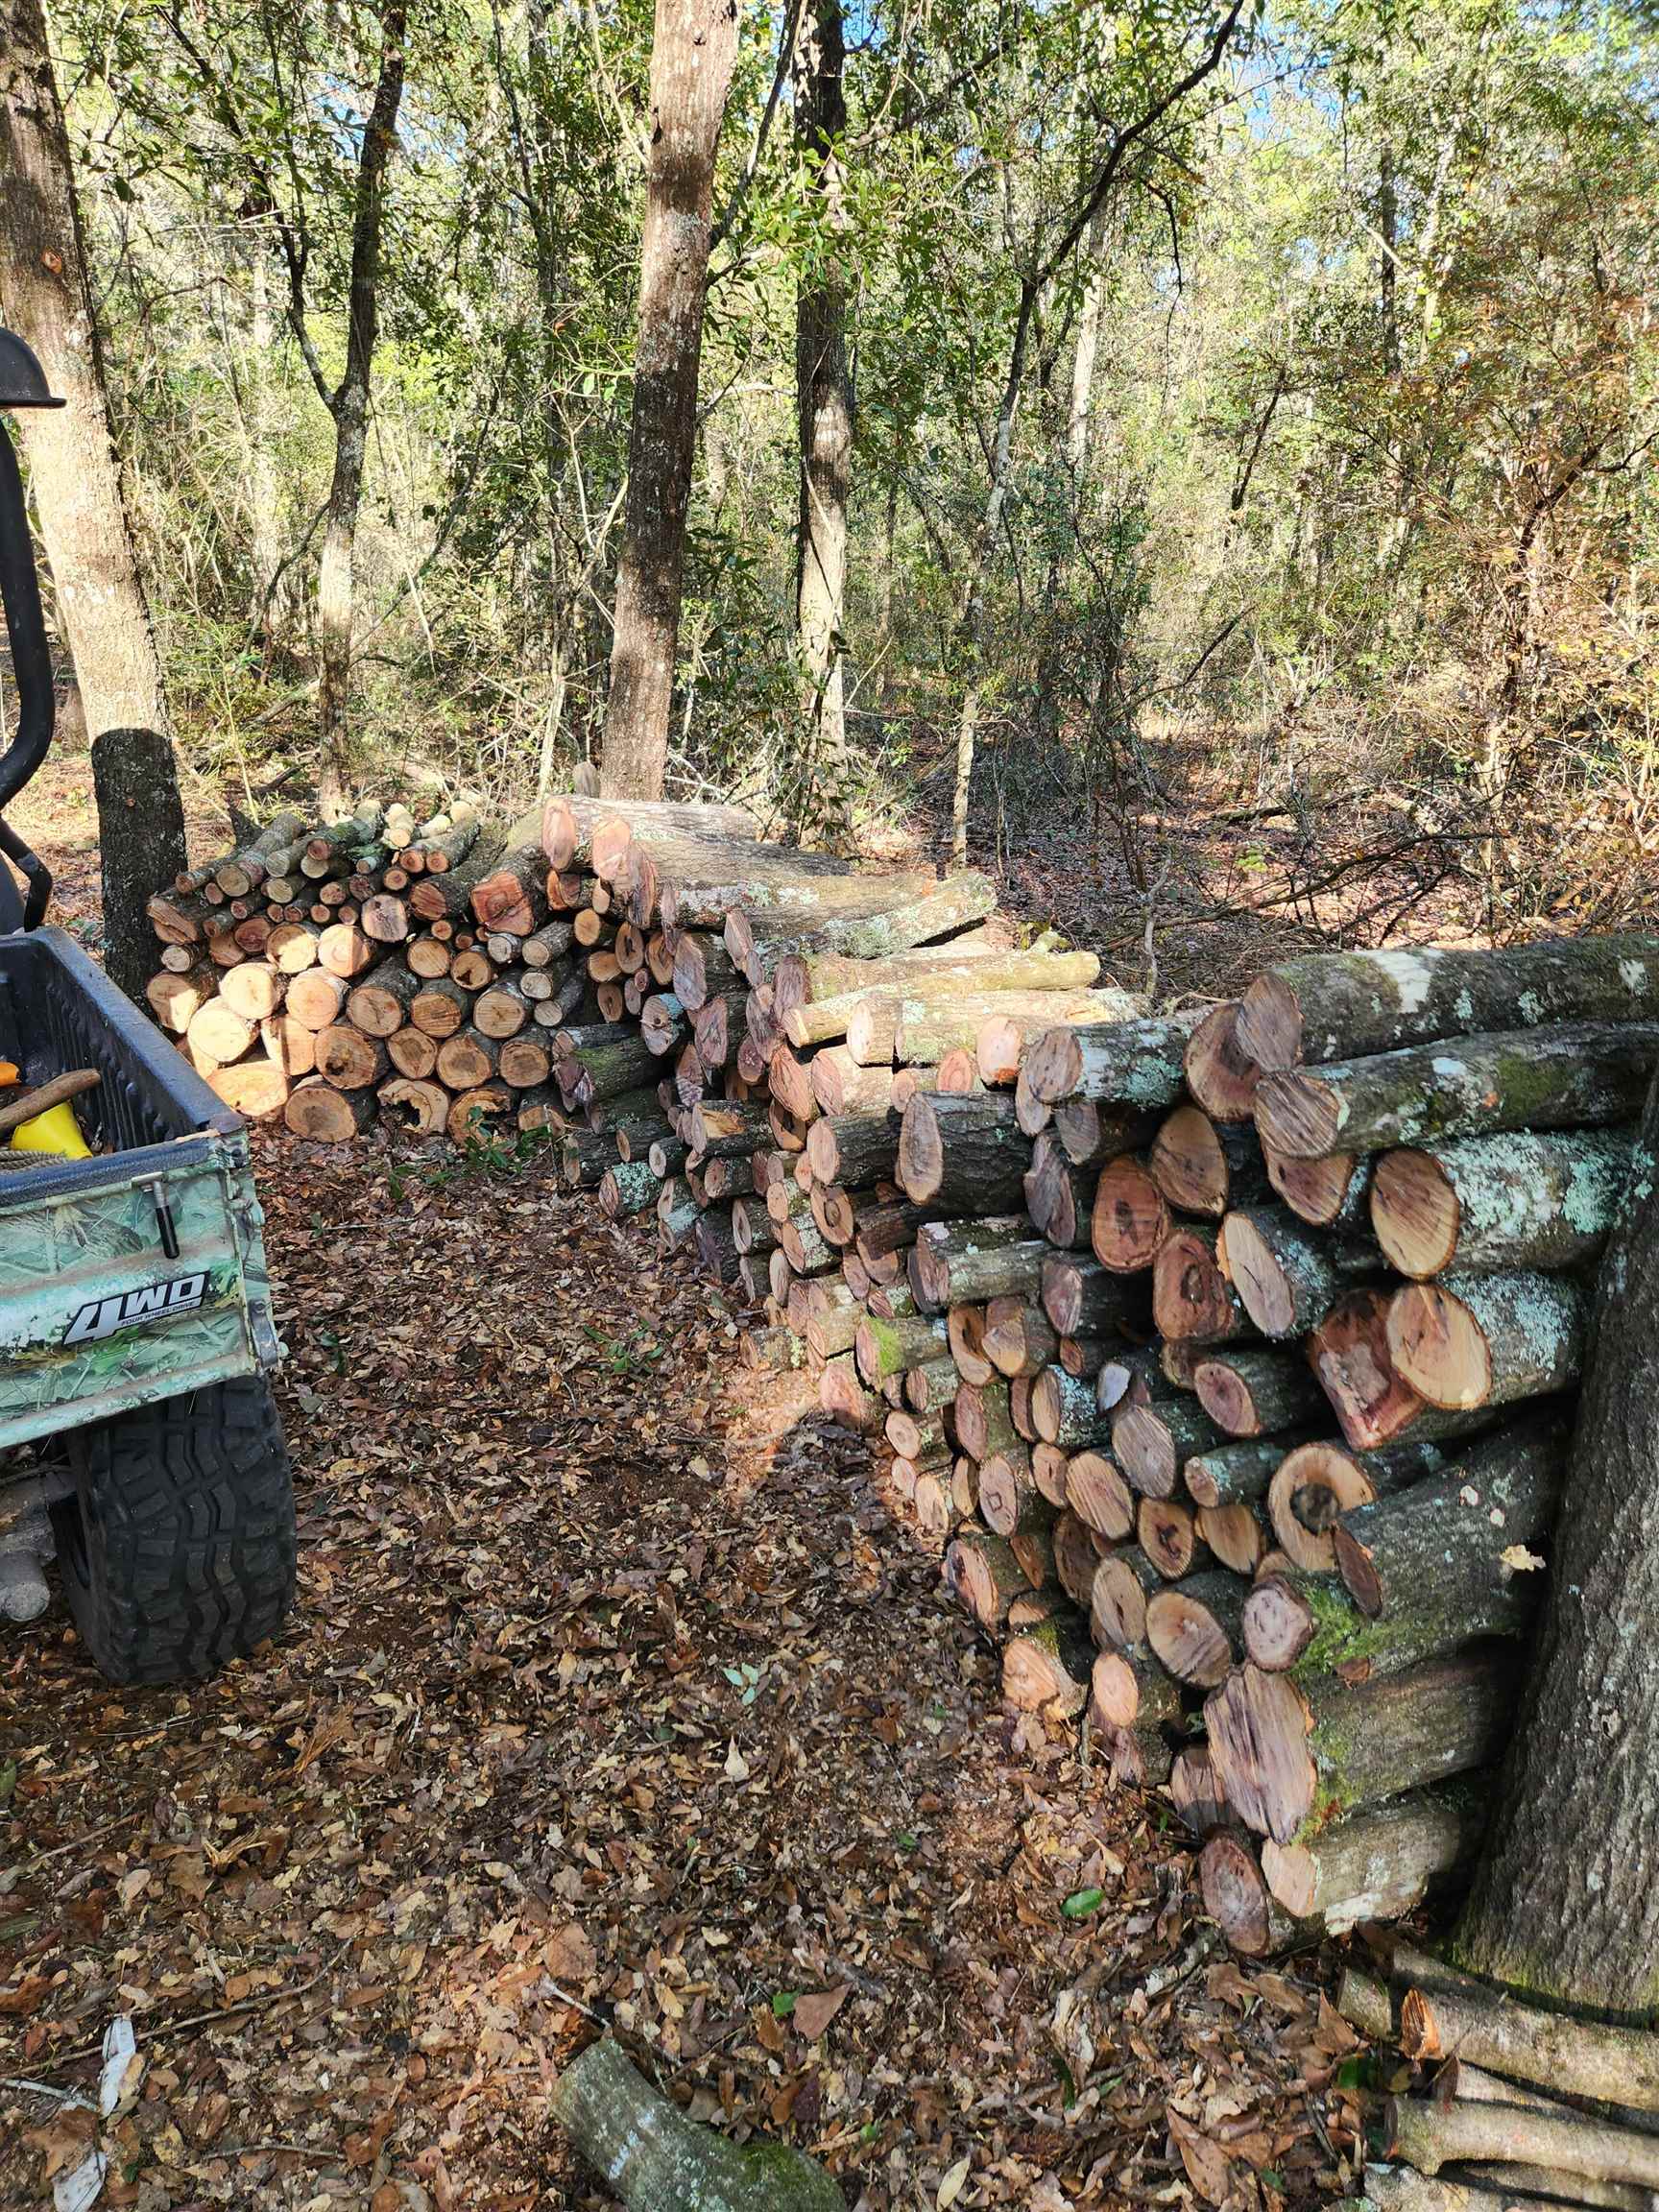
[315, 0, 408, 807]
[1455, 1064, 1659, 2022]
[793, 0, 853, 834]
[0, 0, 170, 738]
[601, 0, 739, 800]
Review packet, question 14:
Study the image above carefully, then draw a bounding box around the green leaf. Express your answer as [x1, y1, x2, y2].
[1061, 1887, 1105, 1918]
[771, 1989, 798, 2017]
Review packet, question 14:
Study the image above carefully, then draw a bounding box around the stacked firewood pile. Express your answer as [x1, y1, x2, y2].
[145, 803, 1658, 1980]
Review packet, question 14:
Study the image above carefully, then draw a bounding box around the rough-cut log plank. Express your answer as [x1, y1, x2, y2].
[1194, 1346, 1326, 1437]
[1205, 1648, 1513, 1847]
[284, 1077, 373, 1141]
[1221, 1206, 1379, 1337]
[1238, 935, 1659, 1072]
[1256, 1020, 1659, 1160]
[1386, 1270, 1585, 1410]
[1370, 1127, 1634, 1278]
[1260, 1778, 1482, 1932]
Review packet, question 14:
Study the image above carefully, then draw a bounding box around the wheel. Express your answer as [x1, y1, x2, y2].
[50, 1375, 297, 1684]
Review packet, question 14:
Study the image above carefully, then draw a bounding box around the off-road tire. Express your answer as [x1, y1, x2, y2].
[51, 1376, 297, 1684]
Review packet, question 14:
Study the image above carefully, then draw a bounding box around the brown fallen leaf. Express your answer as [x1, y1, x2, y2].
[792, 1984, 851, 2040]
[1167, 2110, 1233, 2207]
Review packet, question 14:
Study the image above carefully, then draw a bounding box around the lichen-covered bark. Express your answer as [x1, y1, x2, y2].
[1386, 1268, 1585, 1410]
[1261, 1777, 1482, 1930]
[1238, 936, 1659, 1071]
[1024, 1007, 1207, 1107]
[1456, 1075, 1659, 2022]
[1257, 1020, 1659, 1160]
[1371, 1126, 1634, 1277]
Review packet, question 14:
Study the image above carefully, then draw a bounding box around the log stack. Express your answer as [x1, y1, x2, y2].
[145, 810, 1656, 1975]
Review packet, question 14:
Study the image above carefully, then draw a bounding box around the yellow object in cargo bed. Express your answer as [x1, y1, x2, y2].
[10, 1100, 91, 1158]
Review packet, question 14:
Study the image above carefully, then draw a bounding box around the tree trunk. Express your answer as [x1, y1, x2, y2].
[92, 728, 186, 1000]
[315, 0, 408, 802]
[0, 0, 172, 739]
[1455, 1065, 1659, 2021]
[602, 0, 739, 798]
[792, 0, 853, 832]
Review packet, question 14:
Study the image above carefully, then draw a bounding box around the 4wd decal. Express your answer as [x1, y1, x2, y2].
[64, 1274, 208, 1347]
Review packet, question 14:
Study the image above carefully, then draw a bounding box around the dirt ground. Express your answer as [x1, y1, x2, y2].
[0, 747, 1376, 2210]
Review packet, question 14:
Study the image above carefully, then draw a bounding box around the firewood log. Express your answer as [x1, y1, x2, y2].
[1306, 1288, 1427, 1449]
[386, 1026, 440, 1081]
[1150, 1105, 1271, 1216]
[1265, 1432, 1465, 1574]
[316, 921, 378, 977]
[346, 959, 421, 1037]
[897, 1094, 1029, 1211]
[1237, 934, 1659, 1072]
[1383, 2098, 1659, 2192]
[910, 1219, 1046, 1310]
[1204, 1647, 1514, 1847]
[1194, 1346, 1328, 1437]
[1386, 1270, 1585, 1410]
[979, 1445, 1051, 1538]
[1153, 1225, 1255, 1343]
[146, 967, 216, 1034]
[1198, 1501, 1266, 1574]
[854, 1309, 948, 1383]
[1092, 1155, 1169, 1271]
[1089, 1642, 1184, 1730]
[1257, 1020, 1659, 1161]
[284, 1077, 373, 1141]
[894, 987, 1137, 1067]
[1220, 1205, 1380, 1336]
[905, 1353, 959, 1412]
[1022, 1007, 1206, 1108]
[407, 828, 508, 921]
[805, 1111, 898, 1187]
[982, 1298, 1058, 1379]
[1199, 1832, 1310, 1957]
[207, 1057, 290, 1118]
[186, 998, 256, 1068]
[1370, 1126, 1634, 1278]
[1137, 1495, 1207, 1578]
[807, 1048, 897, 1115]
[540, 795, 757, 873]
[1003, 1607, 1094, 1715]
[1171, 1743, 1231, 1835]
[1259, 1777, 1483, 1933]
[952, 1377, 1019, 1459]
[286, 968, 352, 1031]
[317, 1024, 391, 1091]
[1184, 1436, 1288, 1509]
[1111, 1394, 1228, 1500]
[1394, 1977, 1659, 2119]
[1040, 1253, 1149, 1336]
[725, 871, 995, 974]
[1023, 1134, 1094, 1248]
[260, 1015, 318, 1077]
[377, 1076, 450, 1135]
[1184, 1002, 1262, 1121]
[1030, 1365, 1113, 1450]
[1146, 1567, 1249, 1687]
[1064, 1451, 1134, 1540]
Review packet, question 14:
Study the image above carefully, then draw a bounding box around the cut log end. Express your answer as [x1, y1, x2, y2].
[1370, 1148, 1461, 1277]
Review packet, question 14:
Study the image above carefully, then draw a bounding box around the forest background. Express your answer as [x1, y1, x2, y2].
[2, 0, 1656, 959]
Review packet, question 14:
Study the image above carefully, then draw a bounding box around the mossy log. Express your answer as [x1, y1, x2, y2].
[1237, 935, 1659, 1072]
[1260, 1777, 1483, 1931]
[1003, 1606, 1094, 1716]
[1386, 1269, 1585, 1410]
[1204, 1647, 1514, 1847]
[1370, 1127, 1635, 1278]
[1396, 1978, 1659, 2118]
[1255, 1019, 1659, 1160]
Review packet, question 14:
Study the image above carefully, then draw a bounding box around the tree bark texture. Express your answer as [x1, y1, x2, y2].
[91, 727, 187, 1000]
[1455, 1068, 1659, 2022]
[602, 0, 739, 798]
[315, 0, 408, 796]
[0, 0, 172, 735]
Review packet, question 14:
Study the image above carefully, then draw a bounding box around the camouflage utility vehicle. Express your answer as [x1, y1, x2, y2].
[0, 330, 295, 1681]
